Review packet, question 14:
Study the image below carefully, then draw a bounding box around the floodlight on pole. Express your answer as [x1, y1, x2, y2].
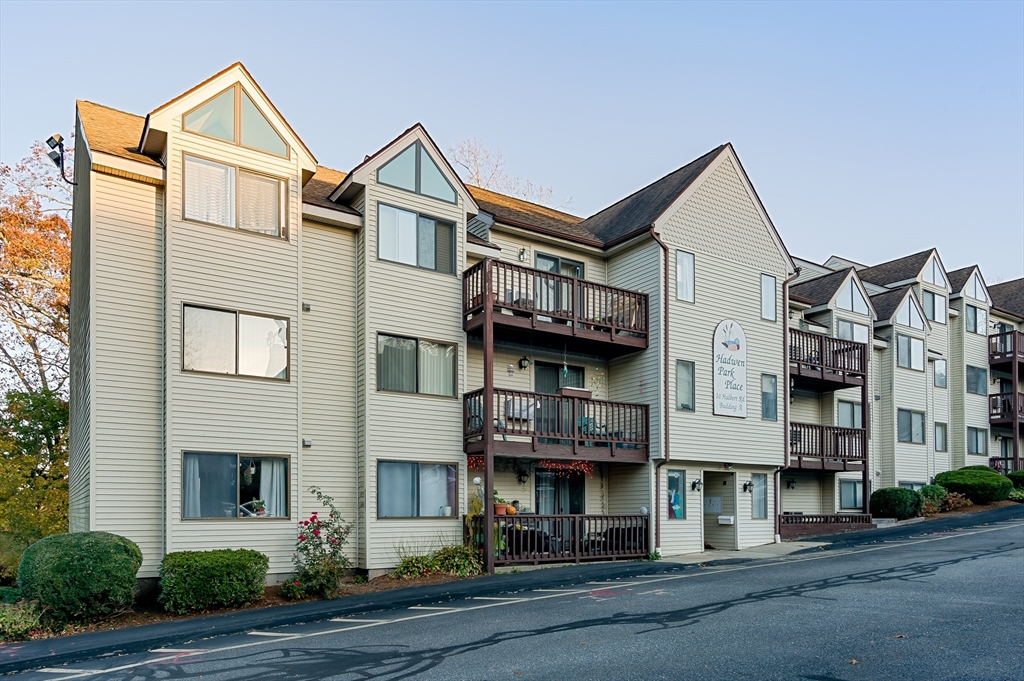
[44, 133, 76, 185]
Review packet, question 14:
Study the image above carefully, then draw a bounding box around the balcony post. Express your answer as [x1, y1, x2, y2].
[861, 377, 870, 514]
[482, 259, 496, 575]
[1014, 340, 1020, 471]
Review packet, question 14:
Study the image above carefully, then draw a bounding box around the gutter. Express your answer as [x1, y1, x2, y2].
[649, 227, 671, 553]
[778, 268, 801, 538]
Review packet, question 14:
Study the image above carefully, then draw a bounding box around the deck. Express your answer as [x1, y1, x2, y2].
[789, 422, 867, 471]
[788, 328, 867, 391]
[467, 513, 649, 565]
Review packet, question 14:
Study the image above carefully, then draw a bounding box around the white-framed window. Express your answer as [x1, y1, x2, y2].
[967, 427, 988, 455]
[761, 375, 777, 421]
[840, 479, 863, 510]
[965, 304, 988, 335]
[183, 155, 286, 237]
[963, 271, 988, 302]
[183, 84, 289, 158]
[935, 423, 948, 452]
[377, 204, 455, 274]
[899, 481, 926, 492]
[377, 334, 456, 397]
[933, 359, 947, 388]
[377, 141, 457, 204]
[183, 452, 289, 519]
[667, 470, 686, 519]
[922, 290, 946, 324]
[895, 297, 925, 330]
[838, 400, 863, 429]
[837, 319, 870, 344]
[377, 461, 457, 518]
[836, 279, 870, 315]
[896, 334, 924, 371]
[676, 251, 694, 303]
[921, 257, 946, 287]
[897, 409, 925, 444]
[182, 305, 289, 380]
[751, 474, 768, 519]
[966, 365, 988, 395]
[676, 360, 695, 411]
[761, 274, 777, 321]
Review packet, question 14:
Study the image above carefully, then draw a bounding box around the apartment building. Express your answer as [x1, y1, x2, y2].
[987, 278, 1023, 472]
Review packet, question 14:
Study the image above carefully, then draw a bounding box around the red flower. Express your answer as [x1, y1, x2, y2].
[298, 535, 306, 541]
[313, 529, 320, 536]
[293, 581, 300, 586]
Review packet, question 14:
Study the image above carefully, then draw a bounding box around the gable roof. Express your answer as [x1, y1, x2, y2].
[870, 286, 916, 325]
[77, 101, 161, 167]
[946, 266, 977, 295]
[790, 268, 852, 306]
[575, 145, 726, 245]
[857, 248, 935, 287]
[467, 185, 596, 245]
[303, 166, 360, 215]
[989, 278, 1024, 319]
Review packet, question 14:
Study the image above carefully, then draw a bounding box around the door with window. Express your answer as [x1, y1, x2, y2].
[535, 253, 583, 317]
[536, 362, 584, 443]
[535, 471, 585, 515]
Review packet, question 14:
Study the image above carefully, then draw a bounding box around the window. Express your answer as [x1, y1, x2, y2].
[183, 84, 288, 157]
[838, 400, 863, 429]
[895, 297, 925, 330]
[667, 470, 686, 519]
[964, 271, 987, 302]
[377, 334, 455, 397]
[751, 474, 768, 519]
[183, 305, 288, 380]
[840, 480, 863, 510]
[184, 155, 285, 237]
[378, 204, 455, 274]
[967, 427, 987, 455]
[761, 274, 777, 321]
[897, 409, 925, 444]
[935, 423, 948, 452]
[966, 366, 988, 395]
[183, 453, 288, 519]
[921, 257, 946, 287]
[922, 291, 946, 324]
[377, 141, 456, 203]
[676, 251, 694, 302]
[377, 461, 457, 518]
[933, 359, 947, 388]
[896, 334, 924, 371]
[676, 360, 695, 411]
[899, 481, 926, 492]
[761, 375, 777, 421]
[837, 319, 869, 344]
[965, 304, 988, 335]
[836, 278, 870, 315]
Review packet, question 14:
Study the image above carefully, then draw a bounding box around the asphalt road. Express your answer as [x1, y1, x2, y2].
[13, 515, 1024, 681]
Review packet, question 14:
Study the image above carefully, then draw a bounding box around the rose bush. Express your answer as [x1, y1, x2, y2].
[281, 487, 352, 599]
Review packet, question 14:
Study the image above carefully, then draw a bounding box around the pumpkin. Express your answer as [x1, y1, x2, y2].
[506, 506, 517, 515]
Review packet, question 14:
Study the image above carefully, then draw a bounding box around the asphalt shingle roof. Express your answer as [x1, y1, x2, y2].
[857, 249, 934, 287]
[76, 101, 161, 167]
[789, 268, 852, 306]
[466, 185, 594, 244]
[989, 278, 1024, 319]
[945, 266, 977, 295]
[870, 286, 913, 323]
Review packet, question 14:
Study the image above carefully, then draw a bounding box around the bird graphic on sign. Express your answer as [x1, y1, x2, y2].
[720, 322, 741, 351]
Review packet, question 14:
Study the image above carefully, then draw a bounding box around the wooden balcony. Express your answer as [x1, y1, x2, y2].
[989, 330, 1024, 366]
[789, 328, 867, 391]
[990, 392, 1024, 428]
[789, 422, 867, 471]
[779, 513, 874, 540]
[989, 457, 1018, 474]
[466, 513, 649, 565]
[463, 387, 649, 463]
[463, 258, 649, 357]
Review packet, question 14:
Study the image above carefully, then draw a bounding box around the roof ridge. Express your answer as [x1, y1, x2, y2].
[860, 247, 935, 271]
[77, 99, 145, 120]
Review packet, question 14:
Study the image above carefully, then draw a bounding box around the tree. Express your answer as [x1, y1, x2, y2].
[447, 138, 571, 210]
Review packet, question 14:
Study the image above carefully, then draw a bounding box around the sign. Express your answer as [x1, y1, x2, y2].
[704, 495, 723, 514]
[713, 319, 747, 417]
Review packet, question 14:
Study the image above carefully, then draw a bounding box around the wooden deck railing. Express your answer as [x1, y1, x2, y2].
[464, 387, 649, 452]
[989, 392, 1024, 421]
[989, 330, 1024, 363]
[989, 457, 1017, 474]
[790, 422, 866, 463]
[779, 513, 872, 526]
[466, 514, 649, 565]
[463, 258, 649, 341]
[789, 328, 867, 381]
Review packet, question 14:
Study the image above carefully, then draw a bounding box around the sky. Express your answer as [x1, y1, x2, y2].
[2, 1, 1022, 281]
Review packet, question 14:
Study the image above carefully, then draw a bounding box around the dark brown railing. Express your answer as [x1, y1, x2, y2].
[463, 387, 649, 451]
[790, 422, 866, 462]
[989, 457, 1017, 474]
[989, 330, 1024, 363]
[779, 514, 872, 526]
[789, 328, 867, 380]
[989, 392, 1024, 421]
[466, 513, 649, 565]
[463, 258, 649, 340]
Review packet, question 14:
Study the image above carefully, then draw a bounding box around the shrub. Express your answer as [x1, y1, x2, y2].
[920, 500, 940, 516]
[434, 545, 482, 578]
[0, 586, 20, 604]
[392, 553, 440, 579]
[17, 532, 142, 625]
[941, 492, 973, 512]
[1008, 489, 1024, 502]
[1007, 471, 1024, 489]
[869, 487, 923, 520]
[959, 465, 995, 472]
[934, 469, 1013, 504]
[158, 549, 268, 615]
[919, 484, 947, 504]
[282, 487, 352, 600]
[0, 601, 42, 642]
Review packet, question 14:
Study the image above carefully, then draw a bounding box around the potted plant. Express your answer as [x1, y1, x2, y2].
[252, 500, 266, 516]
[493, 492, 508, 516]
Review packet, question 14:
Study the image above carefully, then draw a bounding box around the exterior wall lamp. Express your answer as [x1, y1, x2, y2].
[518, 356, 532, 370]
[518, 247, 527, 262]
[742, 481, 753, 493]
[786, 479, 797, 489]
[691, 479, 704, 492]
[516, 469, 530, 485]
[507, 364, 515, 377]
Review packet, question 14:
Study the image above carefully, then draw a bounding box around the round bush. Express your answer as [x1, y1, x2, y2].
[934, 469, 1013, 504]
[919, 484, 947, 504]
[959, 465, 996, 472]
[159, 549, 268, 614]
[18, 532, 142, 625]
[870, 487, 923, 520]
[1007, 471, 1024, 489]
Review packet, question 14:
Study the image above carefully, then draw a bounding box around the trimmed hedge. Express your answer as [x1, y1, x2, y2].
[0, 586, 20, 604]
[934, 469, 1013, 504]
[870, 487, 923, 520]
[919, 484, 947, 504]
[0, 601, 42, 642]
[17, 532, 142, 625]
[959, 465, 996, 472]
[159, 549, 268, 614]
[1007, 471, 1024, 489]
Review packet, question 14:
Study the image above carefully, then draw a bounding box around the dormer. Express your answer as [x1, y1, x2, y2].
[955, 267, 992, 305]
[831, 272, 873, 319]
[918, 251, 949, 291]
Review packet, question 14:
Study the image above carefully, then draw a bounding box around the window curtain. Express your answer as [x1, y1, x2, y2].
[378, 336, 417, 392]
[185, 156, 235, 227]
[238, 315, 288, 379]
[238, 172, 280, 235]
[184, 453, 236, 518]
[184, 454, 202, 518]
[418, 217, 436, 270]
[259, 458, 287, 517]
[378, 462, 417, 517]
[418, 464, 451, 516]
[751, 474, 768, 519]
[419, 342, 455, 396]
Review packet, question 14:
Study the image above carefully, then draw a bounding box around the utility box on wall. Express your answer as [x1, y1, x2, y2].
[718, 515, 735, 525]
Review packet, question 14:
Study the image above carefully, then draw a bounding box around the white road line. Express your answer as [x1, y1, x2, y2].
[35, 670, 96, 675]
[40, 521, 1024, 681]
[149, 648, 205, 653]
[327, 618, 388, 623]
[407, 605, 462, 611]
[471, 596, 525, 601]
[246, 631, 300, 638]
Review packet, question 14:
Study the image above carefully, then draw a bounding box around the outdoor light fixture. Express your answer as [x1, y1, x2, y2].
[743, 482, 753, 493]
[724, 463, 734, 470]
[786, 479, 796, 489]
[507, 364, 515, 377]
[691, 479, 704, 492]
[518, 356, 532, 370]
[518, 247, 527, 262]
[516, 469, 530, 485]
[45, 133, 76, 185]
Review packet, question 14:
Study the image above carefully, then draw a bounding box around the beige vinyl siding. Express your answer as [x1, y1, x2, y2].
[962, 308, 992, 466]
[355, 224, 367, 566]
[656, 465, 699, 555]
[165, 116, 302, 574]
[949, 298, 966, 467]
[790, 392, 821, 424]
[489, 228, 606, 283]
[300, 221, 359, 545]
[362, 175, 467, 569]
[780, 471, 825, 514]
[877, 342, 896, 488]
[466, 344, 609, 398]
[89, 172, 166, 575]
[68, 119, 93, 534]
[735, 468, 776, 549]
[891, 322, 930, 486]
[919, 282, 952, 478]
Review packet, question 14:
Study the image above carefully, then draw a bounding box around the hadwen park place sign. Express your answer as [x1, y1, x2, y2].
[713, 320, 747, 417]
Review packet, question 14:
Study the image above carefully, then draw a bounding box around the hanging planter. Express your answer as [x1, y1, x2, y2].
[537, 460, 595, 478]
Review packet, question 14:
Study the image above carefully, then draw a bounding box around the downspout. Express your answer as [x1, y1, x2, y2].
[649, 227, 670, 554]
[778, 268, 801, 539]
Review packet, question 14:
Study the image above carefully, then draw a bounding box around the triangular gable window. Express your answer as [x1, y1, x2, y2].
[921, 256, 946, 287]
[836, 278, 869, 315]
[895, 296, 925, 330]
[964, 271, 988, 302]
[183, 84, 289, 158]
[377, 141, 457, 204]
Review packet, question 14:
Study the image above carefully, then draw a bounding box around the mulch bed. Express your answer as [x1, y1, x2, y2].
[921, 499, 1018, 519]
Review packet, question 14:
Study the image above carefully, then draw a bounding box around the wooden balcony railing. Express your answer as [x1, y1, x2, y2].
[790, 422, 866, 469]
[989, 457, 1017, 474]
[789, 328, 867, 385]
[989, 392, 1024, 421]
[463, 258, 649, 347]
[466, 513, 649, 565]
[778, 513, 874, 539]
[989, 330, 1024, 363]
[464, 387, 649, 460]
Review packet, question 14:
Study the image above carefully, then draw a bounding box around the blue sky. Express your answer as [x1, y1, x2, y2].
[2, 1, 1021, 280]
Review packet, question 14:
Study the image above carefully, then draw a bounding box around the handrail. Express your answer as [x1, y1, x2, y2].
[989, 392, 1024, 420]
[788, 328, 867, 377]
[466, 513, 649, 564]
[989, 330, 1024, 362]
[789, 422, 867, 461]
[779, 514, 872, 525]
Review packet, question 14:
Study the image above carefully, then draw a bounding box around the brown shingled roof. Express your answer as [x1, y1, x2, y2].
[303, 166, 359, 215]
[870, 286, 914, 323]
[945, 266, 977, 295]
[76, 101, 160, 167]
[858, 249, 935, 287]
[990, 278, 1024, 319]
[790, 268, 852, 306]
[466, 185, 597, 245]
